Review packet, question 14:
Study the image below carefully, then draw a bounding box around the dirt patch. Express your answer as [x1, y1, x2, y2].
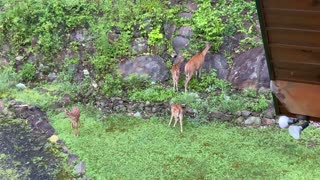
[0, 118, 70, 179]
[0, 100, 76, 179]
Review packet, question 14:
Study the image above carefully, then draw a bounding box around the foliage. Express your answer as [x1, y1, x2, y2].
[191, 0, 225, 51]
[123, 73, 152, 92]
[214, 0, 261, 51]
[186, 71, 231, 92]
[0, 67, 18, 98]
[129, 85, 176, 102]
[18, 62, 36, 82]
[246, 94, 269, 112]
[102, 73, 123, 97]
[10, 88, 59, 110]
[50, 108, 320, 179]
[0, 0, 99, 59]
[147, 26, 164, 46]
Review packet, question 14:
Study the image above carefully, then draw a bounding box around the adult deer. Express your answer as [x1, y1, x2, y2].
[184, 42, 211, 92]
[168, 104, 184, 132]
[65, 106, 81, 137]
[171, 55, 184, 92]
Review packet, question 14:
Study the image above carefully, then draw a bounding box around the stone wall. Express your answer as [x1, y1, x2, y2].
[94, 96, 276, 126]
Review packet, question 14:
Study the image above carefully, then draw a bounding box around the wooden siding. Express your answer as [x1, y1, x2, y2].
[257, 0, 320, 120]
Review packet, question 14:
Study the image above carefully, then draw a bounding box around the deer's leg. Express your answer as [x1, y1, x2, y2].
[185, 72, 193, 92]
[173, 116, 178, 127]
[179, 114, 183, 133]
[199, 66, 204, 79]
[168, 114, 174, 127]
[176, 75, 180, 91]
[173, 76, 176, 91]
[74, 128, 79, 136]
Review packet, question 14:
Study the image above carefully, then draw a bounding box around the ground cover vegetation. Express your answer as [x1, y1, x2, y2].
[1, 76, 320, 179]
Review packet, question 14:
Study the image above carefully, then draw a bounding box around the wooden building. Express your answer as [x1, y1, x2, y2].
[255, 0, 320, 121]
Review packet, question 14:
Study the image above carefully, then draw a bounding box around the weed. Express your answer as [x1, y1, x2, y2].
[19, 62, 36, 82]
[129, 85, 176, 102]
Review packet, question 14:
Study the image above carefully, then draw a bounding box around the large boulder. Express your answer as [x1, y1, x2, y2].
[178, 26, 193, 38]
[164, 24, 176, 40]
[118, 55, 169, 82]
[131, 37, 148, 55]
[172, 36, 189, 54]
[228, 47, 270, 90]
[203, 54, 229, 79]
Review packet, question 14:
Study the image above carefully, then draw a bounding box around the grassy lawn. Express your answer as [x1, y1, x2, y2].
[2, 78, 320, 179]
[49, 107, 320, 179]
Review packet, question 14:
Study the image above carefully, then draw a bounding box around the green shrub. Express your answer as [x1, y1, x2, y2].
[0, 0, 99, 59]
[102, 73, 123, 97]
[192, 0, 225, 50]
[246, 94, 269, 112]
[19, 62, 36, 82]
[129, 85, 176, 102]
[0, 67, 18, 98]
[148, 26, 164, 46]
[242, 88, 257, 98]
[187, 71, 231, 93]
[124, 74, 151, 92]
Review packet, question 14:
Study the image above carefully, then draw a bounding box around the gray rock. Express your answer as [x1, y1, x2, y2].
[179, 12, 193, 19]
[48, 72, 57, 82]
[234, 111, 242, 117]
[164, 24, 176, 40]
[203, 54, 229, 79]
[118, 55, 169, 82]
[228, 47, 270, 90]
[186, 2, 198, 11]
[178, 26, 193, 38]
[68, 154, 79, 165]
[262, 118, 275, 126]
[16, 83, 26, 89]
[221, 114, 233, 121]
[234, 116, 244, 124]
[245, 116, 261, 125]
[15, 56, 24, 61]
[264, 111, 274, 119]
[152, 107, 157, 113]
[172, 36, 189, 54]
[134, 112, 141, 117]
[74, 161, 86, 176]
[145, 107, 151, 112]
[241, 110, 251, 117]
[131, 37, 148, 55]
[210, 110, 224, 119]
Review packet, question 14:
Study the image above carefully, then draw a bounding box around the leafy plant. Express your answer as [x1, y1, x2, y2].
[0, 67, 18, 98]
[19, 62, 36, 82]
[123, 73, 151, 92]
[147, 26, 164, 46]
[102, 73, 123, 97]
[187, 71, 231, 93]
[246, 94, 269, 112]
[192, 0, 225, 50]
[129, 85, 176, 102]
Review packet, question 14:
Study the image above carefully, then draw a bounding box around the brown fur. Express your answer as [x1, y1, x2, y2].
[65, 106, 81, 136]
[168, 104, 184, 132]
[171, 56, 184, 91]
[184, 43, 211, 92]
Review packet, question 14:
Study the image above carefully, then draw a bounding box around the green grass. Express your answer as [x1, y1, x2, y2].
[2, 72, 320, 179]
[50, 107, 320, 179]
